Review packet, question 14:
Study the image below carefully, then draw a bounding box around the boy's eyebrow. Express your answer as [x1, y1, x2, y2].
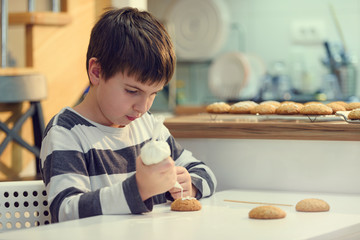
[125, 84, 163, 93]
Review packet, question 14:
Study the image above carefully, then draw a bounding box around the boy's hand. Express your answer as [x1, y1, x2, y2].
[136, 156, 177, 201]
[169, 166, 197, 199]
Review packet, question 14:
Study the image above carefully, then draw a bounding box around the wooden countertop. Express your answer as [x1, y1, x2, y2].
[164, 113, 360, 141]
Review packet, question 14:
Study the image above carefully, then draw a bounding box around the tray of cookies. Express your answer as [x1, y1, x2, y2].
[205, 100, 353, 123]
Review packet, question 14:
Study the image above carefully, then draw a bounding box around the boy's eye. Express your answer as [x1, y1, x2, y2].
[126, 89, 138, 94]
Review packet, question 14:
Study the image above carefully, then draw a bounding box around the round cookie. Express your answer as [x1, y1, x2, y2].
[248, 206, 286, 219]
[326, 102, 346, 114]
[229, 101, 258, 114]
[299, 103, 333, 115]
[330, 101, 348, 108]
[276, 102, 303, 115]
[348, 108, 360, 120]
[295, 198, 330, 212]
[171, 197, 202, 211]
[206, 102, 231, 114]
[260, 100, 281, 108]
[346, 102, 360, 111]
[304, 101, 320, 106]
[250, 104, 277, 115]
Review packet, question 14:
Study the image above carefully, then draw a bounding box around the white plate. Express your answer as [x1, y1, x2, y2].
[166, 0, 229, 61]
[208, 52, 250, 100]
[240, 54, 266, 99]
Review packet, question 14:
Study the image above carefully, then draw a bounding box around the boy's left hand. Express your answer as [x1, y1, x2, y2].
[169, 166, 197, 199]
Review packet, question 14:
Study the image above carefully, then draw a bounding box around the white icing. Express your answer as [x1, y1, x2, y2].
[141, 140, 170, 165]
[140, 116, 183, 190]
[174, 181, 183, 190]
[181, 196, 196, 200]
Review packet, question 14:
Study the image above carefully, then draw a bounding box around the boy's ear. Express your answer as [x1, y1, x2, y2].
[88, 58, 101, 85]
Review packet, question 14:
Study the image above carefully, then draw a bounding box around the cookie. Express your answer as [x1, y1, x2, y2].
[295, 198, 330, 212]
[304, 101, 320, 106]
[206, 102, 231, 113]
[248, 206, 286, 219]
[260, 100, 281, 108]
[299, 103, 333, 115]
[229, 101, 258, 114]
[348, 108, 360, 120]
[276, 102, 303, 115]
[171, 197, 202, 211]
[330, 101, 348, 108]
[250, 104, 277, 115]
[345, 102, 360, 111]
[326, 102, 346, 114]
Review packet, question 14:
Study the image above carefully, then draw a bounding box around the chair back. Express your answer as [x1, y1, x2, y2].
[0, 180, 50, 232]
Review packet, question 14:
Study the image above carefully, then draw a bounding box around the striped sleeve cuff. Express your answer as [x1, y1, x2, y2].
[123, 174, 153, 214]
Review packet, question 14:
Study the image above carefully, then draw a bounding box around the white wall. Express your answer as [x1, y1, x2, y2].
[178, 138, 360, 194]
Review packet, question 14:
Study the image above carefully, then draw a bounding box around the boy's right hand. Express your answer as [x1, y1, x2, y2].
[135, 156, 177, 201]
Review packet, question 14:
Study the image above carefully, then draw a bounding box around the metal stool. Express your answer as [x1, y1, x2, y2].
[0, 69, 47, 178]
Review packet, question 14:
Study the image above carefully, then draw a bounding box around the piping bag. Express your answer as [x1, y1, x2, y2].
[140, 117, 183, 192]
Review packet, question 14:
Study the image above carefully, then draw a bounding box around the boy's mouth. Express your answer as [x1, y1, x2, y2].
[126, 116, 137, 121]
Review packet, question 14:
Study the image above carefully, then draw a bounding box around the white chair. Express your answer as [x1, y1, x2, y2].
[0, 180, 51, 232]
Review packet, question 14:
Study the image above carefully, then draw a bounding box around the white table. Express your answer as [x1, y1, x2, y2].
[2, 189, 360, 240]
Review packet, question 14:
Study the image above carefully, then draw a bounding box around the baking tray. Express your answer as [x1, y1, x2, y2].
[203, 113, 344, 123]
[336, 111, 360, 124]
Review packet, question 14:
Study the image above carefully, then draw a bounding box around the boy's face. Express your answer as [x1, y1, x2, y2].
[93, 70, 164, 128]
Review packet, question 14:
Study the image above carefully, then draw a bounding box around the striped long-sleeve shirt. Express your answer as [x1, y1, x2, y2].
[40, 107, 217, 223]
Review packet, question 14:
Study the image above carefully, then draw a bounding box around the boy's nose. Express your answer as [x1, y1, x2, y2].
[134, 97, 150, 114]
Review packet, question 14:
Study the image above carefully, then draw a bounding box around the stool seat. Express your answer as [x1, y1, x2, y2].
[0, 68, 47, 178]
[0, 69, 47, 103]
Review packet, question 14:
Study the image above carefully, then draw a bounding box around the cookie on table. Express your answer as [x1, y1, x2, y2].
[345, 102, 360, 111]
[171, 197, 202, 211]
[229, 101, 258, 114]
[348, 108, 360, 120]
[206, 102, 231, 113]
[299, 103, 333, 115]
[250, 104, 277, 115]
[295, 198, 330, 212]
[326, 102, 346, 114]
[276, 102, 303, 115]
[248, 206, 286, 219]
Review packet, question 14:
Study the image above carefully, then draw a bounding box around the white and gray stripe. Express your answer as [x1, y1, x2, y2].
[40, 107, 217, 223]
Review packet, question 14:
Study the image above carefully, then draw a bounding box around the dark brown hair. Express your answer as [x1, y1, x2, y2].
[86, 7, 176, 85]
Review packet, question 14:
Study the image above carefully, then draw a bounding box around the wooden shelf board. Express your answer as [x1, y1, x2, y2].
[0, 67, 40, 76]
[9, 12, 72, 26]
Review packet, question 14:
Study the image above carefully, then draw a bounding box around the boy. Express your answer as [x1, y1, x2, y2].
[40, 7, 217, 223]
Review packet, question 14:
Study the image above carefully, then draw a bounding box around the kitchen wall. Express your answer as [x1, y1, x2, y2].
[149, 0, 360, 108]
